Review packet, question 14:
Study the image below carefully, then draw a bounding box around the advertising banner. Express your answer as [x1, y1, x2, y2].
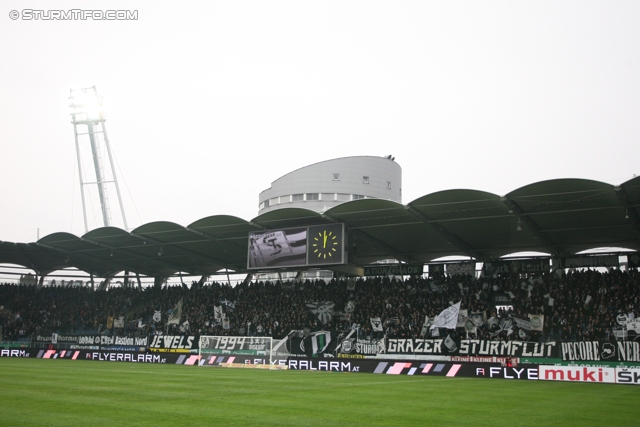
[364, 264, 424, 276]
[539, 365, 616, 383]
[445, 262, 475, 277]
[482, 259, 549, 275]
[555, 255, 620, 269]
[149, 335, 199, 353]
[32, 334, 148, 349]
[0, 348, 184, 363]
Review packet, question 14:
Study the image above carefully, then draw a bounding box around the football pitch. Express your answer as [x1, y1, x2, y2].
[0, 359, 638, 426]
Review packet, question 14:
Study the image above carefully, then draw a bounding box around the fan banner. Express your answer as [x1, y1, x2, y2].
[446, 262, 475, 276]
[560, 341, 640, 362]
[386, 338, 558, 357]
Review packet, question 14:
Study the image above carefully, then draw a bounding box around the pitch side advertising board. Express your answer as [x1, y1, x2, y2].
[4, 350, 640, 385]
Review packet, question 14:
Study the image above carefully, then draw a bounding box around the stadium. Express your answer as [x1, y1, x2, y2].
[1, 151, 639, 425]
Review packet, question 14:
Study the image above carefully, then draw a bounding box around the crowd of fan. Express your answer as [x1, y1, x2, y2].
[0, 267, 638, 343]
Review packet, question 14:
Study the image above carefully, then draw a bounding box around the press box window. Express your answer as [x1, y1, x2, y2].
[306, 193, 319, 201]
[353, 194, 365, 200]
[292, 194, 304, 202]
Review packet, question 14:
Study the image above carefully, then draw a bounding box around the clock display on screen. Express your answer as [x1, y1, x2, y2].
[307, 224, 344, 265]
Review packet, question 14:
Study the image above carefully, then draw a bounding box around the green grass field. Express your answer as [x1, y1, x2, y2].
[0, 359, 638, 426]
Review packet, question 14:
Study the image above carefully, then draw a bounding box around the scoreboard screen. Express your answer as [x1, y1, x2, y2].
[247, 224, 345, 270]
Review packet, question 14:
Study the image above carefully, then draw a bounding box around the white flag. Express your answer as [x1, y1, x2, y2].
[214, 305, 223, 320]
[370, 317, 383, 332]
[167, 299, 183, 325]
[114, 316, 124, 328]
[528, 314, 544, 331]
[430, 301, 461, 330]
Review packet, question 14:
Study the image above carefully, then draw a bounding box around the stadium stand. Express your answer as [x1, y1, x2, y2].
[1, 267, 637, 344]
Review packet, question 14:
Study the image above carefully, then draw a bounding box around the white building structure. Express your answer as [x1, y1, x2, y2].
[258, 155, 401, 214]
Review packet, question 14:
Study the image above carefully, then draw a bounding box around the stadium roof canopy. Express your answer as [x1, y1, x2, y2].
[1, 177, 639, 279]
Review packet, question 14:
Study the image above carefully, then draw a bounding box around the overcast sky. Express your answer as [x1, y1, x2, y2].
[1, 1, 639, 244]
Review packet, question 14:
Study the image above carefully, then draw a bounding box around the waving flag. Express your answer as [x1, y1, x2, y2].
[430, 301, 461, 330]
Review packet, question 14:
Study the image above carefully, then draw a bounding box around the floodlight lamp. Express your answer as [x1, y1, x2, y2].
[69, 87, 104, 123]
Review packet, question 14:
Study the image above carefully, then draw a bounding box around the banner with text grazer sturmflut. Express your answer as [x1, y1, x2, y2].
[386, 338, 558, 358]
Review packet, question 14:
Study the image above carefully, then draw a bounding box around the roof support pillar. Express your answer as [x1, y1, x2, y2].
[614, 186, 640, 241]
[500, 196, 563, 257]
[405, 206, 483, 260]
[321, 212, 414, 263]
[242, 273, 254, 286]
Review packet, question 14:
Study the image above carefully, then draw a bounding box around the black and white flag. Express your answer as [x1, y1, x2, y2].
[344, 301, 355, 313]
[214, 305, 223, 320]
[306, 301, 335, 324]
[469, 311, 485, 327]
[444, 334, 458, 352]
[370, 317, 383, 332]
[220, 299, 235, 310]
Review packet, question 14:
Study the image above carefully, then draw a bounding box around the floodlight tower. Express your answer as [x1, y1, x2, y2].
[70, 86, 128, 233]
